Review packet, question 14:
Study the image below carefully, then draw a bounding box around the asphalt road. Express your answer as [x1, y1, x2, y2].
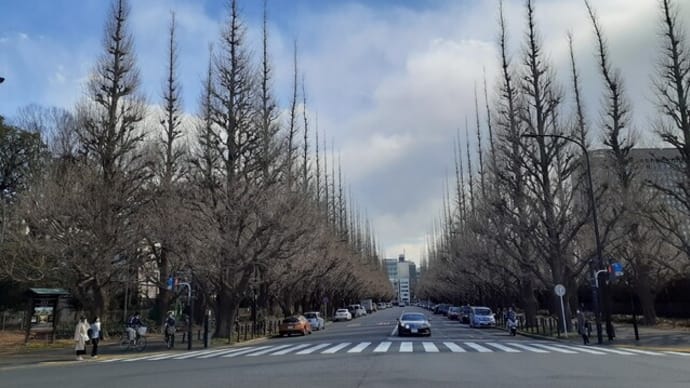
[2, 306, 689, 388]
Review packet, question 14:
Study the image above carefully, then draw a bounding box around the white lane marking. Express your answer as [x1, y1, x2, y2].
[390, 326, 398, 336]
[270, 343, 312, 355]
[555, 345, 609, 355]
[486, 342, 521, 353]
[531, 344, 577, 354]
[296, 343, 331, 355]
[348, 342, 372, 353]
[400, 342, 413, 352]
[665, 351, 690, 356]
[617, 348, 666, 356]
[322, 343, 351, 354]
[443, 342, 466, 352]
[422, 342, 439, 352]
[373, 342, 392, 353]
[100, 358, 125, 363]
[578, 346, 636, 356]
[221, 345, 270, 358]
[507, 343, 549, 353]
[246, 344, 292, 356]
[194, 348, 247, 360]
[464, 342, 493, 352]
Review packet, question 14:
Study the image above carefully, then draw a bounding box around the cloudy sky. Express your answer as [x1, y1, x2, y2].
[1, 0, 687, 264]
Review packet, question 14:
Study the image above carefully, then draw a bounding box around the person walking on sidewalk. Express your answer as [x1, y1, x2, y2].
[90, 317, 102, 358]
[74, 316, 89, 360]
[577, 310, 589, 345]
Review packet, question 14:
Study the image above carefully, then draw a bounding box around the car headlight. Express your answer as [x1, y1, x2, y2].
[404, 324, 410, 329]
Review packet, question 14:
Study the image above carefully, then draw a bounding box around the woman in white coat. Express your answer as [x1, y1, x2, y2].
[74, 316, 89, 361]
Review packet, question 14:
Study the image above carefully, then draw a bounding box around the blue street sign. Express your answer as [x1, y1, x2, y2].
[610, 262, 623, 277]
[167, 276, 174, 290]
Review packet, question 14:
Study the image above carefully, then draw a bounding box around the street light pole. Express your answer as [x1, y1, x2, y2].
[522, 133, 605, 344]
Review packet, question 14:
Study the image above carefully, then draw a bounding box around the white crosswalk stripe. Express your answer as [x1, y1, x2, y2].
[348, 342, 371, 353]
[99, 340, 690, 362]
[247, 345, 292, 357]
[443, 342, 466, 352]
[222, 345, 272, 358]
[556, 345, 608, 355]
[465, 342, 492, 352]
[486, 342, 520, 353]
[664, 351, 690, 356]
[193, 348, 248, 359]
[584, 346, 635, 356]
[617, 348, 666, 356]
[373, 342, 392, 352]
[506, 343, 549, 353]
[531, 344, 577, 354]
[322, 343, 351, 354]
[296, 343, 331, 354]
[400, 342, 413, 352]
[422, 342, 439, 352]
[271, 343, 312, 355]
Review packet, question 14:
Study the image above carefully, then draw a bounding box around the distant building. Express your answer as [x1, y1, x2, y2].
[384, 254, 418, 304]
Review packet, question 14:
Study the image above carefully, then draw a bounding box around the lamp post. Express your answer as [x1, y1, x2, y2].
[522, 133, 605, 344]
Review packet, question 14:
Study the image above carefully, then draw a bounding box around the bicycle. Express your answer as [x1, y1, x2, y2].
[119, 326, 147, 352]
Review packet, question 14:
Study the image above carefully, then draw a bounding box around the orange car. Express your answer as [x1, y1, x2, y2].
[279, 315, 312, 336]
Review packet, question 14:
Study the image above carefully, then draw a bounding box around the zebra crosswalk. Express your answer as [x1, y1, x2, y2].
[99, 341, 690, 363]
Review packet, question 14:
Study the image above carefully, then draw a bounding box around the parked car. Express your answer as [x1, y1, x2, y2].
[469, 307, 496, 328]
[304, 311, 325, 331]
[447, 306, 461, 320]
[334, 308, 352, 321]
[279, 315, 312, 336]
[377, 302, 387, 310]
[349, 304, 366, 317]
[397, 312, 431, 337]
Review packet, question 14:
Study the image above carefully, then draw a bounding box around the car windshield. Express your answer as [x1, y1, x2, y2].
[304, 313, 317, 319]
[282, 317, 299, 323]
[400, 314, 426, 322]
[474, 308, 492, 316]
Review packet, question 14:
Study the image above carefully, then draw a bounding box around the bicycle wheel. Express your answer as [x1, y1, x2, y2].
[134, 336, 147, 352]
[118, 334, 131, 351]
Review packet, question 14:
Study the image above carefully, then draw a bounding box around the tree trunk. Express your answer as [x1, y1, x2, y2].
[520, 278, 538, 326]
[214, 287, 236, 338]
[635, 266, 657, 325]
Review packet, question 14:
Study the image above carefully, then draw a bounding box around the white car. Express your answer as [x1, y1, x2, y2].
[304, 311, 325, 330]
[334, 309, 352, 321]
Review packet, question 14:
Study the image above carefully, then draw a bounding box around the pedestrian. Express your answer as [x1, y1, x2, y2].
[164, 311, 176, 349]
[90, 317, 102, 358]
[74, 316, 89, 361]
[576, 310, 589, 345]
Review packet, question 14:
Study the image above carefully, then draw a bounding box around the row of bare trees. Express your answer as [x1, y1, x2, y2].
[0, 0, 393, 337]
[418, 0, 690, 328]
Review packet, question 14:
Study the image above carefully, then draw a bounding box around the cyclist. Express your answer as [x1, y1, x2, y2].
[126, 312, 143, 342]
[164, 311, 176, 349]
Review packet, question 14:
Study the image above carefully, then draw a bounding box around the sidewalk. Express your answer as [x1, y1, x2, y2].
[0, 333, 271, 369]
[516, 322, 690, 351]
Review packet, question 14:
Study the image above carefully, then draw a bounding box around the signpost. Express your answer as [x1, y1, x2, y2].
[554, 284, 568, 337]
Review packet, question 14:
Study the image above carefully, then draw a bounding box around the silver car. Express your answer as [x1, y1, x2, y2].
[304, 311, 325, 330]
